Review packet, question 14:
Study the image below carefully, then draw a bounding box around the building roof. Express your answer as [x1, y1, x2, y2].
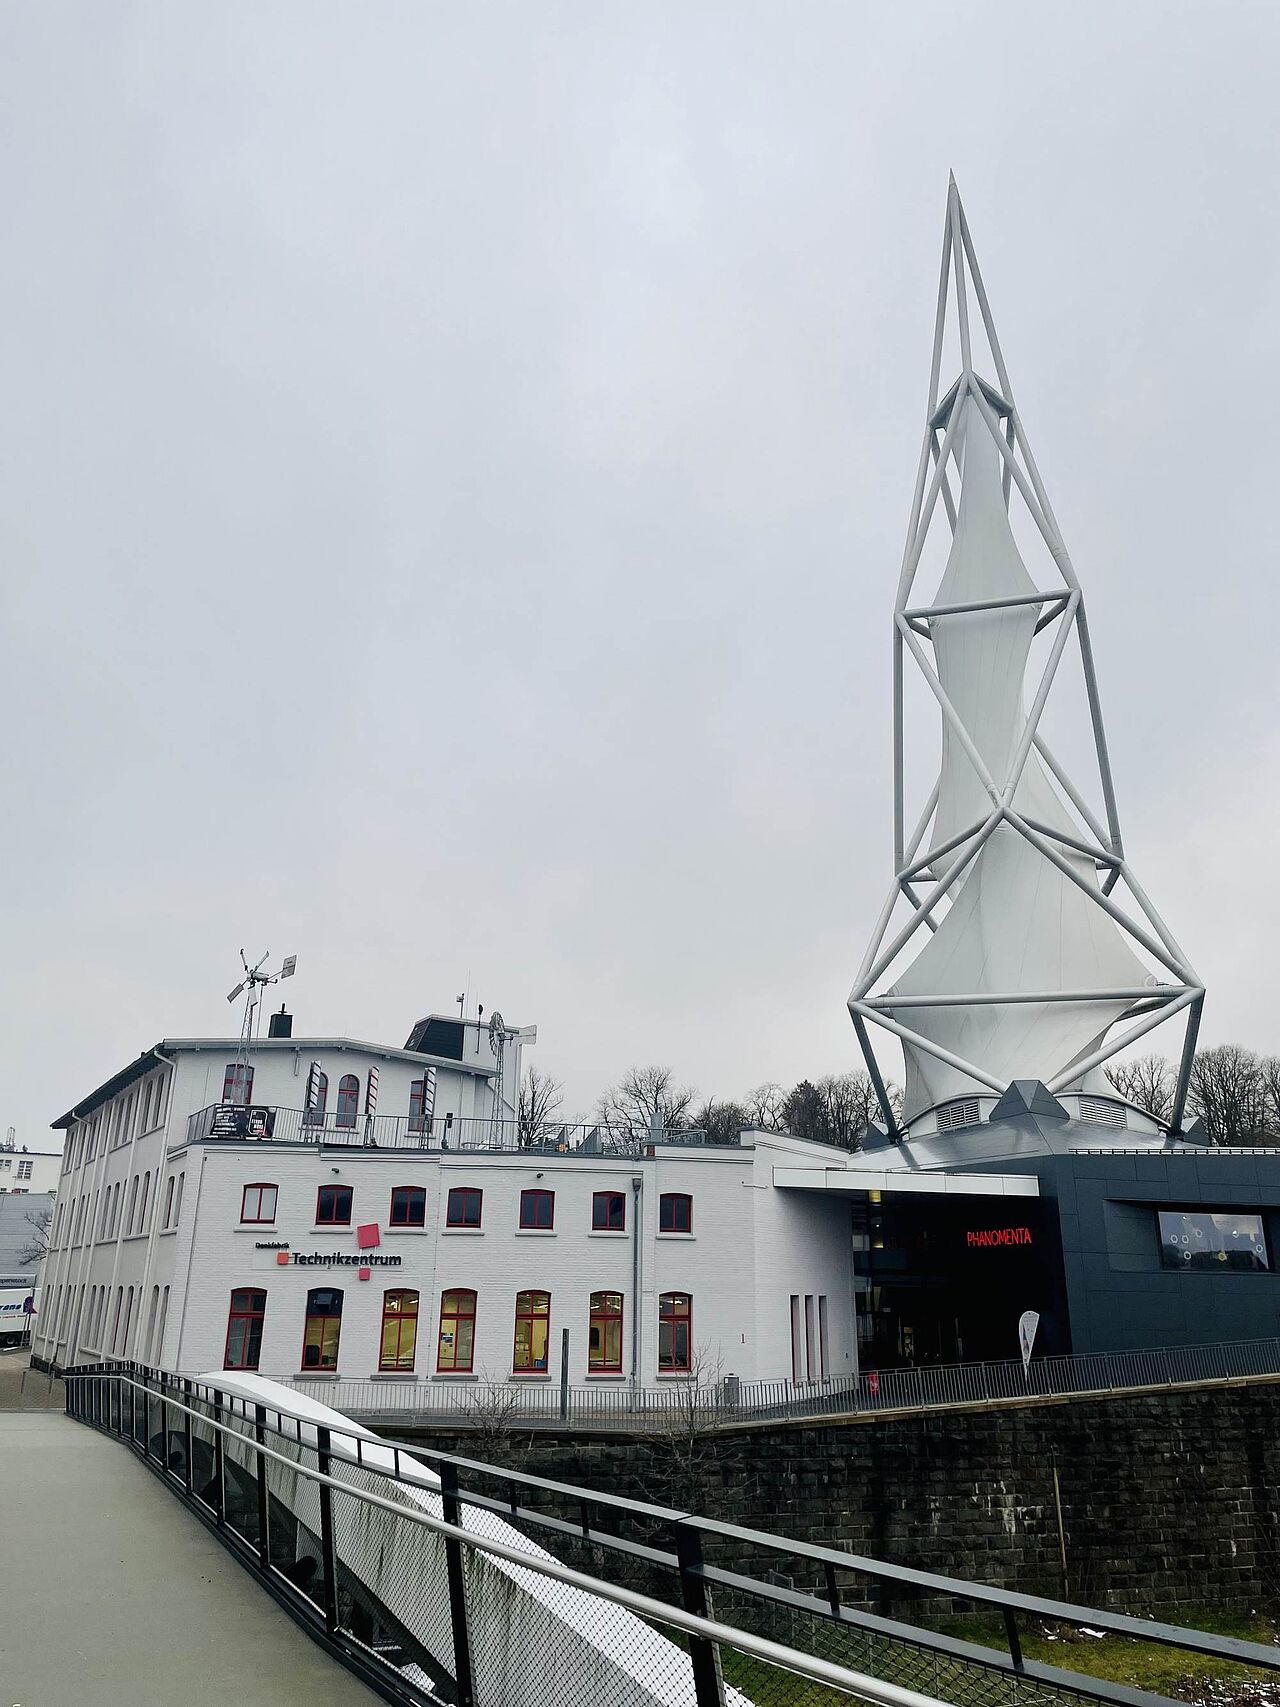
[52, 1035, 497, 1131]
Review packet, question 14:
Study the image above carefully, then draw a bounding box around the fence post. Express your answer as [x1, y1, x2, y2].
[254, 1402, 271, 1570]
[315, 1424, 340, 1637]
[675, 1524, 726, 1707]
[182, 1379, 194, 1495]
[439, 1461, 476, 1707]
[559, 1328, 570, 1422]
[211, 1387, 227, 1529]
[129, 1365, 138, 1444]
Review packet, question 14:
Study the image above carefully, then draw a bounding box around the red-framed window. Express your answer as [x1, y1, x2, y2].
[592, 1191, 626, 1231]
[222, 1063, 254, 1106]
[224, 1288, 267, 1370]
[390, 1185, 426, 1227]
[379, 1289, 420, 1372]
[408, 1078, 431, 1135]
[336, 1074, 360, 1130]
[659, 1192, 693, 1234]
[519, 1188, 554, 1230]
[437, 1288, 476, 1372]
[316, 1184, 353, 1226]
[513, 1290, 551, 1372]
[301, 1288, 343, 1370]
[659, 1291, 692, 1373]
[303, 1069, 329, 1127]
[446, 1187, 483, 1229]
[240, 1183, 278, 1225]
[588, 1291, 623, 1372]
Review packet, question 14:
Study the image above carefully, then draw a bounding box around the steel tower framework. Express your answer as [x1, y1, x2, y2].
[849, 180, 1202, 1136]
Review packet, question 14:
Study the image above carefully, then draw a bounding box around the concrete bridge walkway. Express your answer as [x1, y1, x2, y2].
[0, 1393, 381, 1705]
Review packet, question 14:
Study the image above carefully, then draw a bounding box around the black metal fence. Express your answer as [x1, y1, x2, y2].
[63, 1361, 1280, 1707]
[287, 1334, 1280, 1432]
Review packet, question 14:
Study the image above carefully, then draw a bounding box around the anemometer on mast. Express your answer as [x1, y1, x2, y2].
[227, 949, 297, 1071]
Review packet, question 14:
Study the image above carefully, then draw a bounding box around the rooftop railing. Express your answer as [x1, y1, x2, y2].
[182, 1103, 719, 1158]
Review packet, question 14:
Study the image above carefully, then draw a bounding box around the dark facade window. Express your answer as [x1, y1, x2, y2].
[1158, 1210, 1270, 1272]
[592, 1191, 626, 1231]
[659, 1192, 692, 1233]
[589, 1291, 623, 1372]
[336, 1074, 360, 1129]
[658, 1291, 692, 1373]
[222, 1063, 254, 1106]
[224, 1289, 266, 1370]
[513, 1290, 551, 1371]
[301, 1288, 343, 1370]
[379, 1290, 420, 1371]
[519, 1188, 554, 1230]
[316, 1184, 353, 1225]
[240, 1183, 277, 1225]
[446, 1187, 483, 1228]
[390, 1185, 426, 1227]
[437, 1288, 476, 1371]
[303, 1069, 329, 1127]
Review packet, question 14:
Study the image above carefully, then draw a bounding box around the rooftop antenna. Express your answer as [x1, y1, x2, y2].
[227, 949, 297, 1078]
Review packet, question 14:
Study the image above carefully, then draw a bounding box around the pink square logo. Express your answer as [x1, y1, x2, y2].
[356, 1223, 381, 1250]
[276, 1251, 290, 1266]
[359, 1266, 371, 1281]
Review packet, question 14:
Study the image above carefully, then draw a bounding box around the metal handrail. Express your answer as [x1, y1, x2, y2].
[64, 1361, 1280, 1707]
[182, 1103, 721, 1158]
[65, 1362, 950, 1707]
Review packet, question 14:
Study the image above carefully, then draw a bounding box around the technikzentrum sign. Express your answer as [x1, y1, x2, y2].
[252, 1222, 401, 1278]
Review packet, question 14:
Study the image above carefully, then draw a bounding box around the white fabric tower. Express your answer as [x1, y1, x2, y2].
[849, 181, 1203, 1134]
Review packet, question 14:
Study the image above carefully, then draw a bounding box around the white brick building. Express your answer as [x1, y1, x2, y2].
[31, 1012, 859, 1388]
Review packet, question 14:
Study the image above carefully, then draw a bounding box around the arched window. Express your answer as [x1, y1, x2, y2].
[659, 1292, 692, 1373]
[659, 1193, 693, 1234]
[336, 1074, 360, 1130]
[174, 1173, 184, 1225]
[144, 1286, 161, 1360]
[436, 1289, 476, 1372]
[225, 1288, 267, 1370]
[156, 1285, 170, 1360]
[589, 1291, 623, 1373]
[222, 1063, 254, 1106]
[379, 1290, 420, 1371]
[163, 1176, 176, 1228]
[301, 1288, 343, 1371]
[316, 1184, 352, 1225]
[592, 1191, 626, 1231]
[122, 1286, 136, 1355]
[519, 1189, 555, 1230]
[303, 1069, 329, 1127]
[513, 1290, 551, 1372]
[241, 1183, 278, 1225]
[390, 1186, 426, 1227]
[446, 1187, 483, 1228]
[126, 1176, 139, 1234]
[139, 1171, 152, 1230]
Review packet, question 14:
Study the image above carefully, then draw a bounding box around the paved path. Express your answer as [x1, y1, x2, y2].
[0, 1408, 382, 1706]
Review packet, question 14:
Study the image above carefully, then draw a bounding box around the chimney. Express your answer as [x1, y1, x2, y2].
[268, 1005, 293, 1039]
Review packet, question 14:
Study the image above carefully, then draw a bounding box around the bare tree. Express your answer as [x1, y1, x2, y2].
[1104, 1054, 1173, 1123]
[1188, 1045, 1268, 1146]
[782, 1079, 826, 1140]
[690, 1100, 748, 1146]
[461, 1371, 524, 1459]
[596, 1066, 697, 1138]
[16, 1205, 53, 1269]
[1257, 1057, 1280, 1142]
[742, 1083, 786, 1132]
[518, 1065, 564, 1147]
[649, 1344, 732, 1513]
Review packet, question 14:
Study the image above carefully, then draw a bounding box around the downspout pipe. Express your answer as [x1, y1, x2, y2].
[630, 1174, 644, 1392]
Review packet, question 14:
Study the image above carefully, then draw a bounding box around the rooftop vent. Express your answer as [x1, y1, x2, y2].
[936, 1096, 981, 1133]
[268, 1006, 293, 1039]
[1079, 1096, 1128, 1130]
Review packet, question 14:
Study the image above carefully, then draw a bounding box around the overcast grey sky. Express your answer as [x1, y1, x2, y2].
[2, 3, 1278, 1144]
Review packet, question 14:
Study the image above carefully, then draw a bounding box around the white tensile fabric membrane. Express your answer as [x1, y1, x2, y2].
[887, 400, 1147, 1119]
